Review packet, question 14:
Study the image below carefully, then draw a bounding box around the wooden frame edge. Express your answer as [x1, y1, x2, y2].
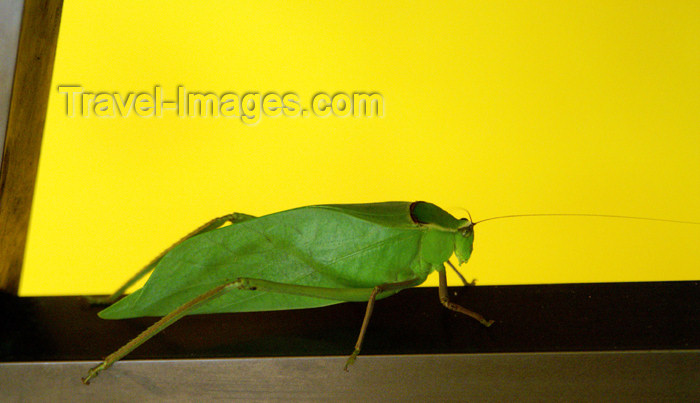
[0, 0, 64, 293]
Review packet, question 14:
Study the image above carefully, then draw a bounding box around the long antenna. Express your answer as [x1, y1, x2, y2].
[473, 213, 700, 226]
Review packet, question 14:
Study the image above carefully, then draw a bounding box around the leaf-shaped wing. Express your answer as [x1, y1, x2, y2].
[99, 204, 429, 319]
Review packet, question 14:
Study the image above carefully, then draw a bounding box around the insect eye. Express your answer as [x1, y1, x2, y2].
[457, 218, 473, 233]
[459, 226, 473, 236]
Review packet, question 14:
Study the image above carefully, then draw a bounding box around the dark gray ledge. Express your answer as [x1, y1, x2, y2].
[1, 282, 698, 400]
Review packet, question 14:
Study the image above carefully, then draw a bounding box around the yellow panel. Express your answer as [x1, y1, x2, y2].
[21, 1, 700, 296]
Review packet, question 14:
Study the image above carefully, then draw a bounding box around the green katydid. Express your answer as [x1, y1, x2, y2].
[81, 201, 698, 384]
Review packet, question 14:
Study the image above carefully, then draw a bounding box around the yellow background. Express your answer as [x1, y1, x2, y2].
[20, 1, 700, 296]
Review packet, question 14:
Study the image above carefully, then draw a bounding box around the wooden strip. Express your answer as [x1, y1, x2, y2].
[0, 0, 25, 142]
[1, 352, 698, 400]
[0, 0, 64, 294]
[2, 283, 698, 397]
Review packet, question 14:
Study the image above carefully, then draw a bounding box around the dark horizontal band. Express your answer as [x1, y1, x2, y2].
[3, 281, 698, 362]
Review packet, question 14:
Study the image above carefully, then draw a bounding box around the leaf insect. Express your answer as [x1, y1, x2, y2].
[81, 201, 698, 384]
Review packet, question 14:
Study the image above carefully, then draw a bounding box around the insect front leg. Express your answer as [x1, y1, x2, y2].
[86, 212, 257, 305]
[438, 267, 494, 327]
[446, 260, 477, 286]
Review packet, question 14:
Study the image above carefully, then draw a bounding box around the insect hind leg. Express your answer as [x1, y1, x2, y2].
[85, 212, 257, 305]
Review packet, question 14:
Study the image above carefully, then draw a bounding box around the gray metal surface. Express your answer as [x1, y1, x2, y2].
[1, 351, 698, 402]
[0, 0, 24, 154]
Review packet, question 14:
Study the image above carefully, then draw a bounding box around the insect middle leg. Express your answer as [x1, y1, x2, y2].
[86, 212, 257, 304]
[344, 285, 381, 371]
[342, 279, 422, 371]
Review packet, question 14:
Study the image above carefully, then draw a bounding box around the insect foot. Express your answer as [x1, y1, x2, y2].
[440, 298, 494, 327]
[344, 348, 361, 371]
[84, 295, 114, 305]
[82, 362, 108, 385]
